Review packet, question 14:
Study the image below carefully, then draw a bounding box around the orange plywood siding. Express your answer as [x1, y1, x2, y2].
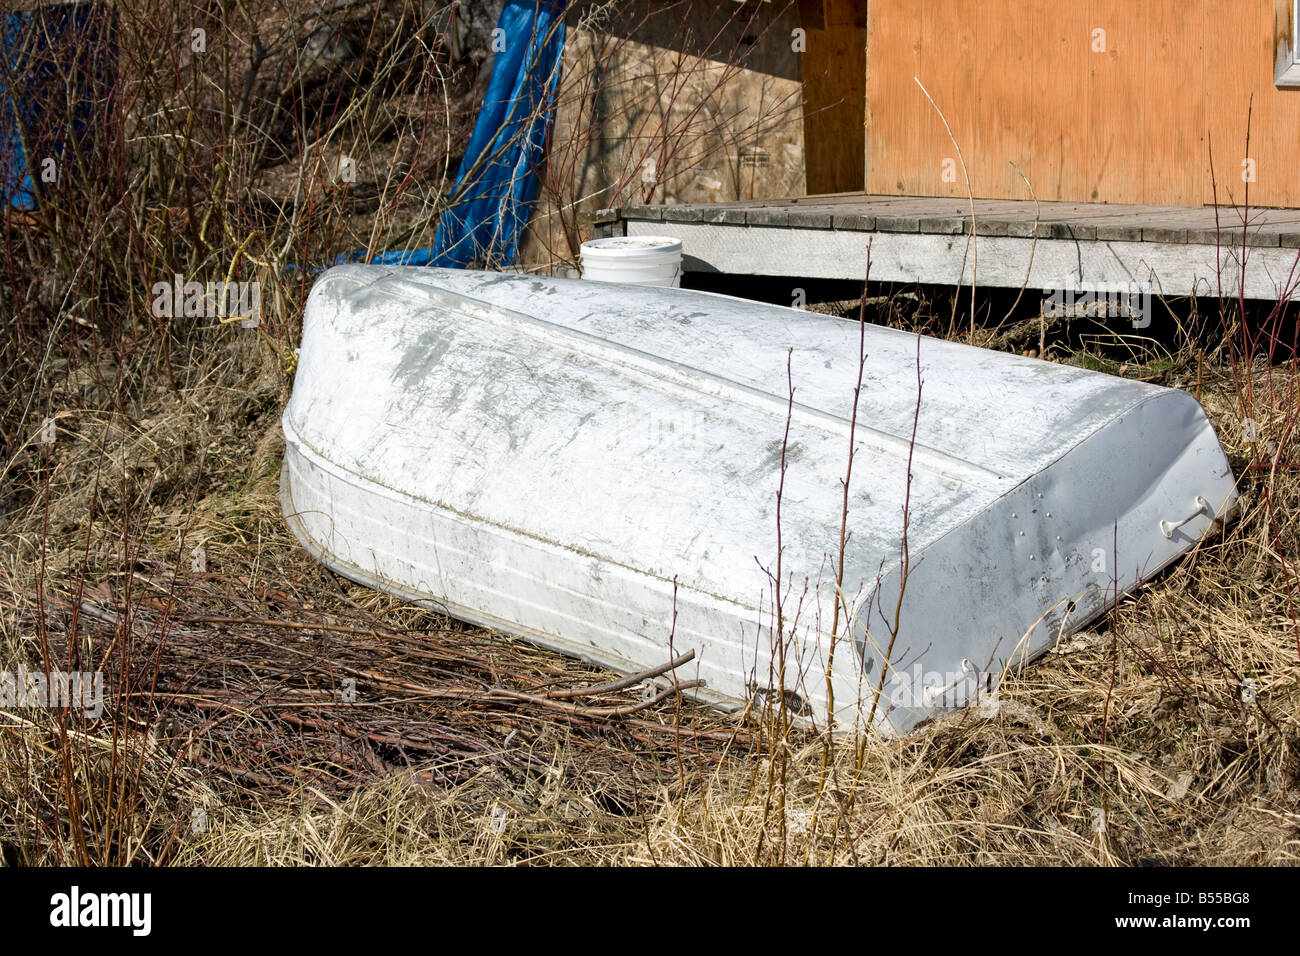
[866, 0, 1300, 207]
[916, 0, 975, 199]
[1204, 0, 1257, 205]
[1203, 0, 1298, 206]
[864, 0, 924, 193]
[1145, 1, 1205, 205]
[1088, 0, 1146, 203]
[1032, 2, 1092, 201]
[972, 0, 1037, 200]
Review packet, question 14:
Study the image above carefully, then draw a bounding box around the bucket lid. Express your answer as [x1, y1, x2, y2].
[580, 235, 682, 258]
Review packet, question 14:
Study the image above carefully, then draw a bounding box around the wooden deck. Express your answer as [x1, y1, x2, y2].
[592, 194, 1300, 300]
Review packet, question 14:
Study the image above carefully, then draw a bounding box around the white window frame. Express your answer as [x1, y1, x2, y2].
[1275, 0, 1300, 87]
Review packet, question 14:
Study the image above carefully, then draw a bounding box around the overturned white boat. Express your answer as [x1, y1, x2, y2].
[281, 265, 1237, 734]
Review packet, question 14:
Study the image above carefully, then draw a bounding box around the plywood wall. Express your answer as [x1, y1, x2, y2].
[866, 0, 1300, 207]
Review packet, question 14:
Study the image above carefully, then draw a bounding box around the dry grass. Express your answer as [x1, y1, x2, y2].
[2, 292, 1298, 866]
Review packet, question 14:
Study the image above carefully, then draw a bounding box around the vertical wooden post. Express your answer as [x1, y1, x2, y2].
[799, 0, 868, 194]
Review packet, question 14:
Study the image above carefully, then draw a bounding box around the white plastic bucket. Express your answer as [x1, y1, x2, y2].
[580, 235, 682, 287]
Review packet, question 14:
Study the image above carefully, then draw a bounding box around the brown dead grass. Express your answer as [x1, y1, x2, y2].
[2, 297, 1298, 867]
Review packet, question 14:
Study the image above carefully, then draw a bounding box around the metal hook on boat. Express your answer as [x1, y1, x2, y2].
[1160, 496, 1210, 539]
[922, 658, 978, 707]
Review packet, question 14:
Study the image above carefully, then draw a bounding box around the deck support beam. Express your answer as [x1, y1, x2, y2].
[597, 197, 1300, 301]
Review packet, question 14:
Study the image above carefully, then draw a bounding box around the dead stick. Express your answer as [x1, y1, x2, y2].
[490, 680, 702, 717]
[183, 615, 391, 637]
[544, 650, 696, 699]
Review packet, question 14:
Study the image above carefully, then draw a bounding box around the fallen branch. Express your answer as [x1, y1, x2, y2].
[495, 680, 703, 718]
[545, 650, 696, 699]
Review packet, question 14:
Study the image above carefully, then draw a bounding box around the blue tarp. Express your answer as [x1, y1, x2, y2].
[1, 2, 117, 209]
[348, 0, 566, 268]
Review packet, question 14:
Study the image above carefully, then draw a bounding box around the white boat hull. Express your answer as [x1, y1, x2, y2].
[281, 265, 1237, 733]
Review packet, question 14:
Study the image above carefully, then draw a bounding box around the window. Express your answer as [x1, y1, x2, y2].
[1275, 0, 1300, 87]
